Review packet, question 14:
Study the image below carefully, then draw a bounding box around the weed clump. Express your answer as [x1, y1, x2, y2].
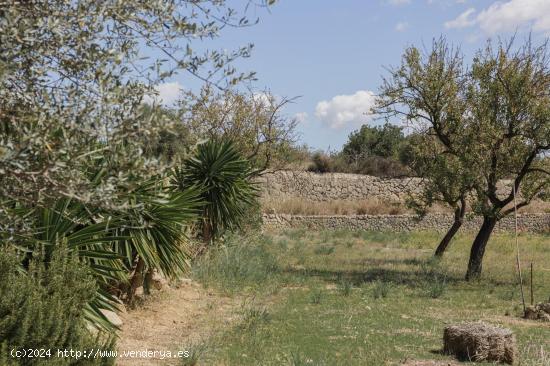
[337, 279, 353, 297]
[192, 235, 280, 293]
[372, 280, 391, 299]
[309, 288, 323, 304]
[314, 245, 335, 255]
[180, 343, 208, 366]
[239, 305, 270, 331]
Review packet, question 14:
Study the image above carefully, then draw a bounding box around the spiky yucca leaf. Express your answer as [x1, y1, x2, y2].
[114, 180, 203, 279]
[13, 178, 203, 332]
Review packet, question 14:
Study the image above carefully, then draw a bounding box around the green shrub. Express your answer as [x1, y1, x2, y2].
[174, 139, 259, 244]
[0, 248, 116, 366]
[307, 152, 333, 173]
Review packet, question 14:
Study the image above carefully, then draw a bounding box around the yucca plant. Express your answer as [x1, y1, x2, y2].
[8, 174, 203, 330]
[113, 179, 203, 302]
[25, 198, 126, 331]
[174, 140, 260, 249]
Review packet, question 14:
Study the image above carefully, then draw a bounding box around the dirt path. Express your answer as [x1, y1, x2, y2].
[116, 278, 241, 366]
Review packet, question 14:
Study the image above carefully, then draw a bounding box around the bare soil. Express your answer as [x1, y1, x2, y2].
[117, 278, 241, 366]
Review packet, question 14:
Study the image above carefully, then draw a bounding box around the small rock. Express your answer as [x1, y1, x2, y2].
[524, 302, 550, 322]
[152, 272, 168, 290]
[100, 309, 123, 328]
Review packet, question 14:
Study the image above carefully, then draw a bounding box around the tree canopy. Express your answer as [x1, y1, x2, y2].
[0, 0, 272, 235]
[342, 123, 406, 160]
[376, 37, 550, 279]
[177, 86, 299, 171]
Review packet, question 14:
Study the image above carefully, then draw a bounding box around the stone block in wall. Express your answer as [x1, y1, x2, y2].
[262, 213, 550, 234]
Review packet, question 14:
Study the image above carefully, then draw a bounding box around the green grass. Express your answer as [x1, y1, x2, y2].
[193, 229, 550, 365]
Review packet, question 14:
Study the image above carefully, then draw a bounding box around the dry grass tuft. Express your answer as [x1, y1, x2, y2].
[443, 322, 517, 365]
[261, 197, 412, 216]
[261, 197, 550, 216]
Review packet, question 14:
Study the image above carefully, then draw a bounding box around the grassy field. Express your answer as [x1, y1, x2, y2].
[190, 229, 550, 366]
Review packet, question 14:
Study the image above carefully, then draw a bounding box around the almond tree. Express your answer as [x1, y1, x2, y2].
[177, 86, 299, 171]
[406, 134, 473, 258]
[376, 38, 550, 280]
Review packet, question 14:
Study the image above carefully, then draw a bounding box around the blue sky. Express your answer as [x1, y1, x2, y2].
[155, 0, 550, 150]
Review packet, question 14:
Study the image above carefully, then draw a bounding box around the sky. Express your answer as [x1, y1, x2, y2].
[153, 0, 550, 151]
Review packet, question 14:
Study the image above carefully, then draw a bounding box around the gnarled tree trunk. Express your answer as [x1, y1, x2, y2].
[434, 200, 466, 257]
[465, 216, 498, 281]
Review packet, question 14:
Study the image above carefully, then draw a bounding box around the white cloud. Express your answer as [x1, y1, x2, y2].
[143, 81, 183, 105]
[388, 0, 411, 5]
[294, 112, 308, 124]
[445, 0, 550, 34]
[315, 90, 376, 129]
[395, 21, 409, 32]
[444, 7, 476, 29]
[252, 92, 284, 109]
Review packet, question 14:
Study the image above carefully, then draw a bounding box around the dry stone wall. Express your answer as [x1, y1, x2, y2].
[263, 213, 550, 233]
[258, 171, 549, 233]
[258, 171, 423, 202]
[258, 171, 514, 202]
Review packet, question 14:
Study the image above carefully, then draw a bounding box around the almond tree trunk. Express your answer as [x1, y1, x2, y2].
[434, 200, 466, 257]
[465, 216, 498, 281]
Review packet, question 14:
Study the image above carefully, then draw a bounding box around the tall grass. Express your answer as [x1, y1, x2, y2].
[262, 197, 410, 216]
[192, 234, 280, 294]
[195, 229, 550, 365]
[261, 197, 550, 216]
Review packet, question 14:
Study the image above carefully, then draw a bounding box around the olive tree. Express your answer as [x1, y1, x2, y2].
[0, 0, 272, 236]
[376, 38, 550, 280]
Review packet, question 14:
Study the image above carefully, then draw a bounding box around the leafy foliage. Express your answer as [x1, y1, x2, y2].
[342, 123, 407, 161]
[0, 0, 272, 237]
[307, 150, 410, 177]
[114, 180, 203, 280]
[376, 37, 550, 278]
[10, 175, 202, 330]
[177, 87, 299, 170]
